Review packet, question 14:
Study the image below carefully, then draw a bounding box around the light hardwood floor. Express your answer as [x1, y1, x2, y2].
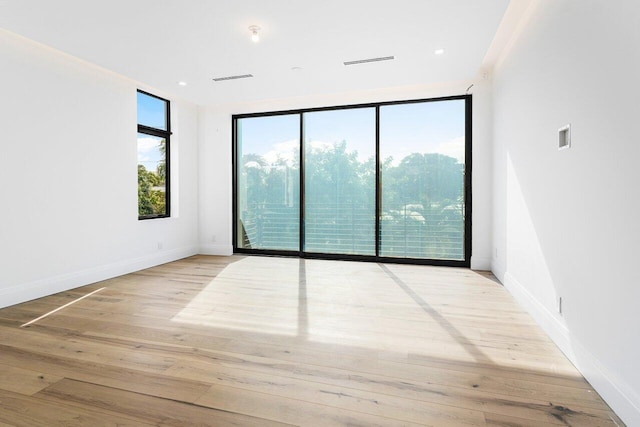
[0, 255, 624, 426]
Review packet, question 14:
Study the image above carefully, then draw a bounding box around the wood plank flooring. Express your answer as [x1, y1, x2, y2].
[0, 255, 624, 426]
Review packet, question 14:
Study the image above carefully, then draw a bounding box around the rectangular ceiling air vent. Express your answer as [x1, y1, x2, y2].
[212, 74, 254, 82]
[343, 56, 395, 66]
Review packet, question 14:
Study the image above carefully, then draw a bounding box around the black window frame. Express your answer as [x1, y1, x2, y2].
[137, 89, 171, 220]
[232, 94, 472, 267]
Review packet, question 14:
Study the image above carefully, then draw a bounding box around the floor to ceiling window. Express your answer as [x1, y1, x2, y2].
[233, 95, 471, 266]
[303, 108, 376, 255]
[235, 114, 300, 251]
[380, 99, 467, 260]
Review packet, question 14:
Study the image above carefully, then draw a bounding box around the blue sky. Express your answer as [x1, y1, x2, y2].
[137, 92, 167, 130]
[137, 133, 164, 172]
[238, 99, 466, 166]
[137, 92, 166, 173]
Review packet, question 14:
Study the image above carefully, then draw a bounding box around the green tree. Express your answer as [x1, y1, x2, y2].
[138, 164, 166, 216]
[239, 144, 464, 259]
[303, 141, 375, 253]
[157, 139, 167, 182]
[381, 152, 464, 258]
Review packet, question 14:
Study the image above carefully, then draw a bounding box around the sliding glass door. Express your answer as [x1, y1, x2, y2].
[380, 99, 466, 260]
[233, 96, 471, 266]
[303, 108, 376, 255]
[236, 114, 300, 251]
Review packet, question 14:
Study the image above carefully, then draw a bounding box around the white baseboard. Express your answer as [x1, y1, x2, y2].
[0, 246, 199, 310]
[491, 258, 506, 283]
[503, 272, 573, 357]
[571, 337, 640, 426]
[470, 256, 492, 271]
[199, 243, 233, 256]
[503, 272, 640, 426]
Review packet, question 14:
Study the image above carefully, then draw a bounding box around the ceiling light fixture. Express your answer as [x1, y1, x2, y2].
[249, 25, 260, 43]
[178, 81, 187, 86]
[434, 48, 445, 55]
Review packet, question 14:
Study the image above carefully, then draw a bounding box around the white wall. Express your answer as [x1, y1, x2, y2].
[0, 30, 200, 308]
[492, 1, 640, 424]
[198, 106, 233, 255]
[198, 79, 494, 270]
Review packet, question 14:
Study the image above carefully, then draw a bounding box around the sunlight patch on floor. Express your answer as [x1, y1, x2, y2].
[171, 256, 494, 366]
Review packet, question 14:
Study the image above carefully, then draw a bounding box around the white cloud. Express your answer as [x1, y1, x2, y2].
[137, 137, 163, 167]
[435, 136, 465, 163]
[307, 139, 369, 160]
[260, 138, 349, 166]
[137, 137, 161, 153]
[307, 139, 334, 152]
[262, 139, 298, 166]
[252, 136, 464, 168]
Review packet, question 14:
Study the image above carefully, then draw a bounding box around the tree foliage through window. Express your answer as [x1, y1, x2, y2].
[235, 98, 468, 261]
[137, 90, 170, 219]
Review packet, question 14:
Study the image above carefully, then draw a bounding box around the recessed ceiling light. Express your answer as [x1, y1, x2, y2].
[291, 66, 302, 71]
[434, 48, 445, 55]
[249, 25, 260, 43]
[178, 81, 187, 86]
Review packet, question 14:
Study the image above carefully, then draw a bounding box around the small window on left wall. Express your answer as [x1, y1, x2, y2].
[137, 90, 170, 219]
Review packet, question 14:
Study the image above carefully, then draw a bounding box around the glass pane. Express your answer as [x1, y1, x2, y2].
[236, 115, 300, 251]
[303, 108, 376, 255]
[380, 100, 466, 260]
[137, 133, 167, 217]
[137, 91, 167, 130]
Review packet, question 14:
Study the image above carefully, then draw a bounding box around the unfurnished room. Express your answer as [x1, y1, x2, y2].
[0, 1, 638, 426]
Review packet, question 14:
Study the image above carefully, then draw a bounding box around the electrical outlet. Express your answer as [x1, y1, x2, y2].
[211, 234, 217, 242]
[557, 297, 563, 315]
[494, 248, 498, 258]
[559, 124, 571, 150]
[157, 241, 163, 250]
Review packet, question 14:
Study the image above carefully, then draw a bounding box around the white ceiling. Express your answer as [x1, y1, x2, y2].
[0, 0, 512, 106]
